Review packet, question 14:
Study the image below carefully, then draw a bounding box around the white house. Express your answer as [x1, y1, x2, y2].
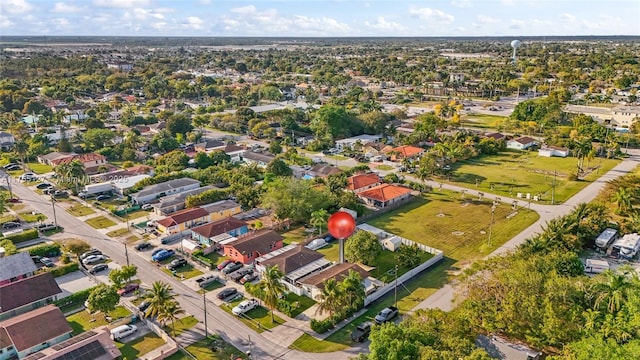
[0, 132, 15, 151]
[130, 178, 200, 205]
[111, 174, 151, 196]
[334, 134, 383, 151]
[506, 137, 537, 150]
[242, 151, 275, 168]
[538, 146, 570, 158]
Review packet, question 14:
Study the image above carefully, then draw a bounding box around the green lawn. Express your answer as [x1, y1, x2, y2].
[66, 205, 96, 217]
[325, 154, 348, 161]
[162, 263, 204, 280]
[165, 336, 247, 360]
[163, 315, 198, 337]
[18, 212, 47, 223]
[282, 292, 316, 318]
[118, 333, 165, 360]
[220, 299, 285, 333]
[121, 210, 150, 221]
[461, 113, 507, 129]
[445, 151, 620, 204]
[0, 214, 19, 224]
[66, 306, 131, 335]
[85, 215, 117, 229]
[279, 226, 312, 245]
[375, 164, 395, 171]
[106, 228, 131, 238]
[26, 162, 53, 174]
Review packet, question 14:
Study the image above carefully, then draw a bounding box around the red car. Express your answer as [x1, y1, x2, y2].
[8, 198, 21, 203]
[217, 259, 233, 271]
[117, 283, 140, 296]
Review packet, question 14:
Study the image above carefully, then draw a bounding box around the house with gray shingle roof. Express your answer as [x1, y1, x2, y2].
[0, 253, 37, 286]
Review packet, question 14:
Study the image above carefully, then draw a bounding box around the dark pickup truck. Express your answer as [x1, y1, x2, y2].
[350, 322, 372, 342]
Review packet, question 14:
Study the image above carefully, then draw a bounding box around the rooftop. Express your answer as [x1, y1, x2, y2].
[224, 230, 283, 255]
[357, 184, 413, 202]
[299, 263, 369, 288]
[157, 185, 216, 209]
[0, 305, 72, 352]
[191, 217, 248, 238]
[157, 207, 209, 228]
[347, 173, 382, 191]
[243, 151, 275, 164]
[0, 252, 37, 282]
[259, 244, 324, 275]
[388, 145, 424, 157]
[200, 199, 241, 214]
[132, 178, 200, 199]
[0, 273, 61, 313]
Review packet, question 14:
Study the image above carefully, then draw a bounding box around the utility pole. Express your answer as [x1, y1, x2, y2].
[124, 243, 129, 266]
[487, 203, 496, 247]
[551, 170, 557, 205]
[247, 335, 253, 360]
[394, 264, 398, 308]
[203, 291, 208, 338]
[50, 195, 58, 228]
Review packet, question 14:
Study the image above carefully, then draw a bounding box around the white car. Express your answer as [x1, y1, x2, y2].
[82, 254, 107, 265]
[19, 173, 37, 181]
[232, 299, 259, 316]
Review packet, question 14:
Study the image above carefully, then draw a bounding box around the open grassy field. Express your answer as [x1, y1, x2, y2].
[446, 151, 621, 204]
[66, 204, 95, 217]
[66, 306, 131, 335]
[220, 299, 284, 333]
[118, 333, 165, 360]
[85, 215, 117, 229]
[25, 162, 53, 174]
[279, 226, 313, 245]
[166, 336, 247, 360]
[461, 113, 506, 129]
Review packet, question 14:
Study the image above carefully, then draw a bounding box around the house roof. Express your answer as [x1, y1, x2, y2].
[24, 327, 121, 360]
[53, 152, 107, 166]
[476, 335, 541, 360]
[224, 230, 283, 256]
[157, 186, 216, 209]
[299, 263, 369, 288]
[0, 252, 37, 282]
[125, 165, 154, 175]
[223, 144, 245, 154]
[260, 244, 324, 275]
[347, 173, 382, 191]
[191, 217, 248, 238]
[0, 273, 61, 313]
[200, 200, 241, 214]
[243, 151, 275, 164]
[358, 184, 412, 202]
[157, 207, 209, 228]
[39, 152, 76, 162]
[194, 139, 225, 150]
[132, 178, 200, 199]
[388, 145, 424, 157]
[0, 305, 71, 351]
[485, 132, 505, 140]
[511, 136, 537, 145]
[310, 164, 343, 177]
[545, 145, 569, 151]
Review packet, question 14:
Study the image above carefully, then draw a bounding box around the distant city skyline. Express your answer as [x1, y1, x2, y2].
[1, 0, 639, 37]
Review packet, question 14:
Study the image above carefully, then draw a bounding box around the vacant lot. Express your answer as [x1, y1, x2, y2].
[447, 151, 620, 204]
[66, 306, 131, 334]
[85, 215, 117, 229]
[67, 205, 95, 217]
[461, 113, 506, 129]
[166, 336, 247, 360]
[26, 162, 53, 174]
[118, 334, 165, 360]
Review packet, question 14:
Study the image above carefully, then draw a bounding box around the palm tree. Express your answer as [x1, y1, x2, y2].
[341, 270, 366, 312]
[143, 281, 175, 318]
[310, 209, 329, 235]
[613, 187, 633, 214]
[157, 300, 185, 336]
[594, 270, 633, 313]
[13, 140, 28, 170]
[259, 265, 286, 323]
[315, 278, 343, 318]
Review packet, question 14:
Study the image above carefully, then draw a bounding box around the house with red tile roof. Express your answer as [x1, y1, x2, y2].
[357, 184, 413, 208]
[222, 230, 284, 264]
[347, 173, 383, 193]
[0, 273, 62, 321]
[156, 207, 210, 234]
[0, 305, 72, 359]
[37, 152, 110, 174]
[507, 136, 537, 150]
[385, 145, 424, 161]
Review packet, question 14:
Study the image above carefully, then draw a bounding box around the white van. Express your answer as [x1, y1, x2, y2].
[585, 259, 610, 274]
[110, 324, 137, 341]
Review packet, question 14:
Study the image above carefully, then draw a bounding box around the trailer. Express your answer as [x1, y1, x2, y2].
[585, 259, 610, 274]
[79, 182, 113, 198]
[595, 228, 618, 250]
[611, 233, 640, 260]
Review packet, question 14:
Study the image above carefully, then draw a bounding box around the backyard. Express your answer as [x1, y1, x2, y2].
[445, 151, 621, 204]
[118, 334, 166, 360]
[461, 113, 506, 129]
[66, 306, 131, 335]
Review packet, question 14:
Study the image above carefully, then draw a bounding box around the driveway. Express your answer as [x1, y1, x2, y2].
[55, 270, 99, 298]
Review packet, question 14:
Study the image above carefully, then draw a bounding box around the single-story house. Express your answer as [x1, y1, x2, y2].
[357, 184, 413, 208]
[130, 178, 201, 205]
[385, 145, 424, 161]
[475, 334, 542, 360]
[111, 174, 151, 196]
[200, 200, 243, 222]
[156, 207, 211, 234]
[0, 252, 37, 286]
[37, 152, 109, 174]
[222, 230, 284, 264]
[222, 144, 246, 163]
[307, 164, 343, 178]
[191, 217, 249, 247]
[334, 134, 383, 151]
[256, 244, 332, 293]
[347, 173, 383, 193]
[0, 273, 62, 321]
[538, 146, 570, 158]
[0, 305, 73, 360]
[23, 326, 121, 360]
[506, 137, 537, 150]
[299, 263, 370, 301]
[484, 132, 506, 141]
[90, 165, 155, 184]
[362, 142, 392, 157]
[0, 132, 15, 151]
[242, 151, 275, 168]
[154, 185, 217, 216]
[194, 139, 225, 153]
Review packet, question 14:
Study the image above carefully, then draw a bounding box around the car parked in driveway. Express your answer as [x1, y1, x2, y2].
[89, 263, 108, 274]
[1, 222, 21, 230]
[151, 248, 167, 257]
[36, 183, 53, 189]
[40, 257, 55, 268]
[152, 249, 175, 262]
[239, 273, 258, 285]
[222, 261, 243, 274]
[217, 259, 233, 271]
[96, 194, 112, 201]
[232, 299, 259, 316]
[134, 242, 152, 251]
[82, 254, 107, 265]
[117, 283, 140, 296]
[217, 287, 238, 300]
[167, 258, 187, 271]
[80, 249, 102, 260]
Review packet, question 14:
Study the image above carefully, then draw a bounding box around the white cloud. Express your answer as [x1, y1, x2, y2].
[52, 2, 82, 13]
[230, 5, 257, 15]
[451, 0, 471, 8]
[409, 7, 454, 24]
[200, 0, 211, 3]
[125, 8, 165, 21]
[1, 0, 34, 14]
[93, 0, 150, 8]
[365, 17, 407, 32]
[184, 16, 204, 30]
[52, 18, 71, 27]
[502, 0, 514, 5]
[477, 15, 499, 24]
[509, 19, 525, 30]
[1, 18, 14, 28]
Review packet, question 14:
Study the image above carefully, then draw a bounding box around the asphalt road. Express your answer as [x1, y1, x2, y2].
[9, 179, 365, 360]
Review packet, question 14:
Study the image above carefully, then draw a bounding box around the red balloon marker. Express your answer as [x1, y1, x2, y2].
[327, 211, 356, 240]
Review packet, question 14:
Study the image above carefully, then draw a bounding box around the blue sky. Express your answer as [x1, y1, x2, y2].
[1, 0, 638, 37]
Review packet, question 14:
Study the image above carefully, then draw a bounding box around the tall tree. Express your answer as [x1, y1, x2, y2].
[62, 239, 91, 261]
[86, 284, 120, 315]
[143, 281, 175, 319]
[345, 230, 383, 266]
[310, 209, 329, 235]
[260, 265, 286, 323]
[315, 278, 343, 318]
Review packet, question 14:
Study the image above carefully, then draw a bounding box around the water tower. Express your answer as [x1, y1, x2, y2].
[510, 39, 521, 64]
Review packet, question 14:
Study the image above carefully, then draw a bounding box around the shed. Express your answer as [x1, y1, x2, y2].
[383, 236, 403, 252]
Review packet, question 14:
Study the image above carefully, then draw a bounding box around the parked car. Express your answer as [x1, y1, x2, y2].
[31, 255, 42, 264]
[1, 222, 21, 230]
[217, 259, 233, 271]
[36, 183, 53, 189]
[19, 173, 37, 181]
[117, 283, 140, 296]
[43, 188, 57, 195]
[230, 268, 251, 282]
[5, 164, 21, 171]
[141, 204, 154, 211]
[222, 261, 243, 274]
[232, 299, 259, 316]
[152, 249, 175, 262]
[239, 273, 258, 285]
[36, 223, 57, 232]
[216, 287, 238, 300]
[138, 301, 150, 313]
[374, 306, 399, 324]
[3, 163, 17, 169]
[82, 254, 107, 265]
[40, 257, 55, 268]
[80, 249, 102, 260]
[95, 194, 112, 201]
[167, 258, 188, 271]
[89, 263, 108, 274]
[110, 324, 137, 341]
[196, 274, 219, 288]
[53, 190, 69, 198]
[134, 242, 152, 251]
[8, 198, 21, 203]
[351, 322, 372, 342]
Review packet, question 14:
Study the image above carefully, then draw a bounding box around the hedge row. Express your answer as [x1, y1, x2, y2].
[47, 262, 79, 277]
[53, 286, 97, 309]
[1, 228, 39, 244]
[28, 243, 62, 257]
[311, 318, 335, 334]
